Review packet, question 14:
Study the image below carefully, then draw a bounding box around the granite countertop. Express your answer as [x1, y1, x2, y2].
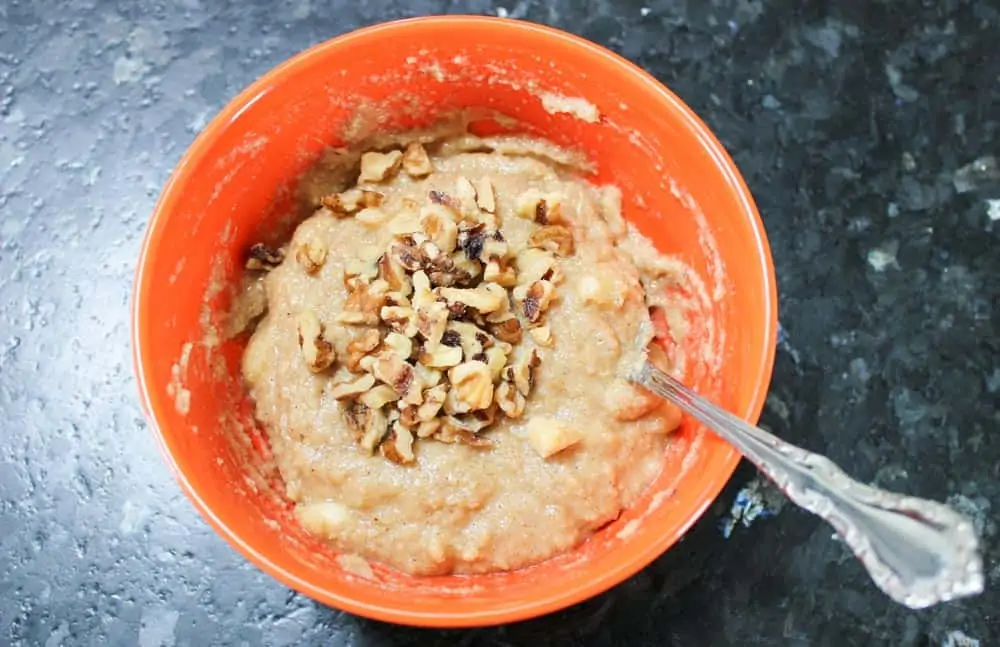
[1, 0, 998, 644]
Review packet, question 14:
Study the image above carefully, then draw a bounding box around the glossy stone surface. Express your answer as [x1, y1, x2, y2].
[1, 0, 997, 644]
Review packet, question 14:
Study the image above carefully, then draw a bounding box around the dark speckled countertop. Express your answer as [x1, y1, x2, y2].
[1, 0, 998, 645]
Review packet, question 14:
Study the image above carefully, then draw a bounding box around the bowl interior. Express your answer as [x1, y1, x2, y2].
[133, 17, 775, 626]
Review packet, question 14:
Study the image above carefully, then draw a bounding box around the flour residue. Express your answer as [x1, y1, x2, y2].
[165, 341, 193, 415]
[539, 92, 601, 123]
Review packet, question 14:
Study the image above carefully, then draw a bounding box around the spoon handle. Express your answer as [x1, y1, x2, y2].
[634, 362, 984, 609]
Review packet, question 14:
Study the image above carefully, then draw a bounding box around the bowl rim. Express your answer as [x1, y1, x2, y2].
[131, 14, 777, 627]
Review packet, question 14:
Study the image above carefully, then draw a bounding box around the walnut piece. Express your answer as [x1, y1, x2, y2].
[262, 147, 591, 463]
[372, 353, 415, 396]
[296, 310, 336, 372]
[515, 280, 556, 323]
[246, 243, 284, 271]
[449, 361, 494, 411]
[295, 239, 328, 275]
[496, 381, 526, 419]
[330, 373, 376, 399]
[516, 189, 564, 224]
[473, 177, 497, 214]
[420, 205, 458, 253]
[380, 425, 416, 464]
[360, 384, 401, 410]
[529, 325, 553, 347]
[358, 150, 404, 183]
[402, 142, 434, 178]
[321, 188, 384, 215]
[528, 225, 575, 257]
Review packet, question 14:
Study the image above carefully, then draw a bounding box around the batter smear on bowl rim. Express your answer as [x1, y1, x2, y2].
[238, 128, 698, 576]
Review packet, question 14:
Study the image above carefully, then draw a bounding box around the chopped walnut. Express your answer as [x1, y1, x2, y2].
[417, 384, 448, 421]
[484, 346, 508, 381]
[473, 177, 496, 213]
[420, 205, 459, 253]
[296, 310, 336, 372]
[295, 239, 328, 275]
[419, 343, 463, 368]
[358, 150, 404, 183]
[360, 384, 401, 410]
[506, 348, 540, 397]
[528, 225, 575, 257]
[415, 301, 449, 347]
[428, 189, 462, 213]
[321, 188, 384, 215]
[515, 280, 556, 323]
[524, 416, 581, 458]
[416, 419, 441, 438]
[380, 305, 418, 337]
[487, 317, 522, 344]
[344, 329, 381, 372]
[483, 258, 517, 287]
[515, 248, 556, 286]
[529, 325, 553, 347]
[372, 353, 414, 396]
[381, 332, 411, 360]
[359, 406, 389, 453]
[246, 243, 284, 271]
[496, 381, 526, 418]
[377, 254, 412, 297]
[457, 222, 486, 260]
[402, 142, 434, 178]
[330, 373, 376, 400]
[438, 283, 505, 314]
[515, 189, 564, 224]
[434, 419, 493, 447]
[449, 361, 494, 411]
[454, 176, 480, 217]
[380, 425, 416, 464]
[258, 148, 592, 464]
[338, 281, 386, 326]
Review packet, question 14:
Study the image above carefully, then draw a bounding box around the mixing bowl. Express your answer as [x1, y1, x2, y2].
[131, 16, 777, 627]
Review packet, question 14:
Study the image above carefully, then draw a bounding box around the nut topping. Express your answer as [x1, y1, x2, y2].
[402, 142, 434, 178]
[295, 239, 328, 275]
[296, 310, 336, 372]
[380, 424, 416, 464]
[516, 189, 564, 224]
[358, 150, 404, 184]
[528, 225, 575, 257]
[321, 188, 384, 215]
[254, 147, 587, 464]
[330, 373, 377, 399]
[473, 177, 496, 213]
[448, 361, 494, 411]
[246, 243, 284, 271]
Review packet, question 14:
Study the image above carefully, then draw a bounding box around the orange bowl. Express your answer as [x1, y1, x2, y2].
[131, 16, 776, 627]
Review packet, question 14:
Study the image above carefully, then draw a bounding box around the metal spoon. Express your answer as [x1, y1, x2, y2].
[631, 359, 984, 609]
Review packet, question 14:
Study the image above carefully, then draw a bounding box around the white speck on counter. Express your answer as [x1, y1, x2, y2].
[986, 199, 1000, 221]
[867, 241, 900, 272]
[942, 629, 980, 647]
[44, 621, 71, 647]
[139, 607, 179, 647]
[640, 6, 651, 16]
[119, 498, 151, 535]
